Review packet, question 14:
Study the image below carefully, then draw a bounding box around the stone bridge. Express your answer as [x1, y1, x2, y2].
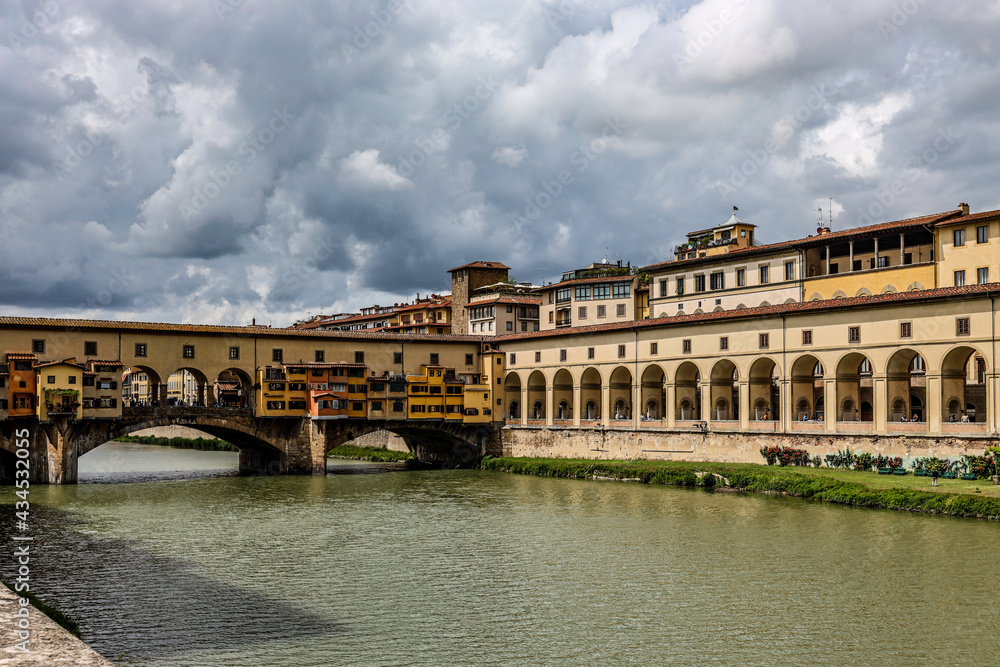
[0, 407, 500, 484]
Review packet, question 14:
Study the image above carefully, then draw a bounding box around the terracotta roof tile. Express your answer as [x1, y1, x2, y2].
[448, 260, 511, 272]
[935, 208, 1000, 225]
[496, 283, 1000, 342]
[89, 360, 124, 367]
[5, 353, 37, 360]
[466, 295, 542, 307]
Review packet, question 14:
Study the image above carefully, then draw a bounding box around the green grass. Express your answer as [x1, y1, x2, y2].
[2, 580, 80, 638]
[327, 444, 415, 462]
[478, 457, 1000, 520]
[114, 435, 237, 451]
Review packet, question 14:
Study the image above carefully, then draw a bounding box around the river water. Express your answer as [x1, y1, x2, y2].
[2, 443, 1000, 666]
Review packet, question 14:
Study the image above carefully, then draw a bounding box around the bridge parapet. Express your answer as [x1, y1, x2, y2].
[122, 406, 254, 419]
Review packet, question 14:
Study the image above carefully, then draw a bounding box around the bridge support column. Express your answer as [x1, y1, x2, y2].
[35, 420, 77, 484]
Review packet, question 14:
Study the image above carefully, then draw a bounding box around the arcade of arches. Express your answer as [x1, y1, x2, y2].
[502, 345, 990, 436]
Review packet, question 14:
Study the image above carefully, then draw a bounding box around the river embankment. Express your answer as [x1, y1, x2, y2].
[478, 456, 1000, 520]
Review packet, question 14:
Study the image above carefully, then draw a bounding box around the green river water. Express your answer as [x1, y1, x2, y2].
[2, 442, 1000, 666]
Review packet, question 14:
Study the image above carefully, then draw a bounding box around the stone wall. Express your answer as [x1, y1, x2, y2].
[503, 426, 1000, 463]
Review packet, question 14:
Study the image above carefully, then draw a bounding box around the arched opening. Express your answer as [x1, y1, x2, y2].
[503, 372, 522, 421]
[123, 366, 163, 407]
[527, 371, 546, 420]
[749, 358, 780, 421]
[640, 364, 666, 420]
[942, 346, 988, 423]
[165, 367, 210, 407]
[836, 353, 873, 422]
[710, 359, 738, 421]
[791, 355, 824, 421]
[580, 368, 602, 421]
[215, 368, 254, 409]
[609, 366, 632, 421]
[675, 362, 701, 420]
[886, 349, 925, 422]
[553, 369, 574, 422]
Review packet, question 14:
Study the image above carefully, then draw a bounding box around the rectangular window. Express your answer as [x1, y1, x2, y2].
[266, 401, 286, 410]
[676, 277, 685, 295]
[612, 283, 630, 298]
[68, 375, 76, 384]
[710, 272, 724, 290]
[877, 256, 888, 268]
[47, 375, 56, 384]
[588, 347, 595, 359]
[393, 352, 403, 364]
[955, 270, 966, 287]
[548, 312, 554, 323]
[954, 229, 966, 247]
[355, 351, 365, 364]
[618, 344, 626, 358]
[506, 305, 513, 313]
[289, 400, 308, 410]
[659, 279, 667, 297]
[592, 284, 610, 299]
[720, 336, 729, 351]
[900, 322, 912, 338]
[575, 286, 591, 300]
[736, 268, 746, 287]
[616, 304, 626, 317]
[849, 326, 861, 343]
[785, 261, 795, 281]
[556, 287, 571, 302]
[560, 349, 567, 362]
[694, 275, 706, 292]
[506, 321, 513, 331]
[84, 341, 97, 356]
[135, 343, 147, 357]
[509, 353, 516, 365]
[32, 340, 45, 354]
[977, 225, 989, 244]
[957, 317, 971, 336]
[759, 333, 769, 349]
[682, 339, 691, 354]
[229, 346, 240, 360]
[978, 267, 989, 284]
[83, 376, 94, 387]
[183, 345, 194, 359]
[314, 350, 325, 363]
[430, 353, 439, 365]
[465, 354, 474, 366]
[520, 321, 527, 331]
[535, 351, 542, 363]
[272, 349, 283, 362]
[578, 306, 587, 320]
[650, 342, 658, 355]
[759, 265, 770, 284]
[802, 330, 813, 345]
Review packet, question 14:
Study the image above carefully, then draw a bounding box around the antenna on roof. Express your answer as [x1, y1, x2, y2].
[829, 197, 833, 230]
[538, 267, 546, 287]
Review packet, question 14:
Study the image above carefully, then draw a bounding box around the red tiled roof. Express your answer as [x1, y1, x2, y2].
[5, 352, 37, 360]
[935, 208, 1000, 225]
[0, 317, 483, 343]
[466, 295, 542, 307]
[35, 359, 86, 369]
[643, 209, 961, 272]
[448, 260, 510, 272]
[495, 283, 1000, 342]
[394, 299, 451, 313]
[89, 360, 124, 367]
[292, 310, 398, 330]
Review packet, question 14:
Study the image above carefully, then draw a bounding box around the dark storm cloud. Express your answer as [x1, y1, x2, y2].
[1, 0, 999, 325]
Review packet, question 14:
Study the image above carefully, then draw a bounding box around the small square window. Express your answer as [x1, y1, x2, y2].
[509, 353, 516, 365]
[394, 352, 403, 364]
[430, 353, 439, 365]
[650, 342, 658, 355]
[954, 229, 966, 247]
[682, 339, 692, 354]
[802, 330, 813, 345]
[312, 350, 324, 363]
[617, 304, 626, 317]
[272, 349, 283, 362]
[183, 345, 195, 359]
[977, 225, 989, 244]
[849, 326, 860, 343]
[84, 341, 97, 356]
[465, 354, 474, 365]
[900, 322, 912, 338]
[47, 375, 56, 384]
[536, 351, 542, 363]
[978, 267, 989, 284]
[759, 333, 769, 349]
[135, 343, 147, 357]
[597, 305, 606, 318]
[32, 340, 45, 354]
[955, 270, 966, 287]
[229, 346, 240, 360]
[68, 375, 76, 384]
[560, 349, 567, 362]
[957, 317, 971, 337]
[588, 347, 595, 359]
[720, 336, 729, 351]
[506, 321, 513, 331]
[579, 306, 587, 320]
[355, 351, 365, 364]
[618, 344, 626, 358]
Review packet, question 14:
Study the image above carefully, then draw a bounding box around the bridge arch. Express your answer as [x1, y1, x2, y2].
[580, 367, 602, 421]
[675, 361, 701, 420]
[503, 372, 522, 420]
[552, 369, 573, 421]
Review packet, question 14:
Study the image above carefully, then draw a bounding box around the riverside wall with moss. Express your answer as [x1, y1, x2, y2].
[478, 456, 1000, 520]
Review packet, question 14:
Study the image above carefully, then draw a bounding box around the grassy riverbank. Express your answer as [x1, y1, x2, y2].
[327, 444, 415, 462]
[113, 434, 237, 451]
[478, 457, 1000, 520]
[1, 580, 80, 638]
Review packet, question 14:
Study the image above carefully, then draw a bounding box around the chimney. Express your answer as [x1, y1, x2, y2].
[252, 318, 256, 325]
[959, 202, 970, 215]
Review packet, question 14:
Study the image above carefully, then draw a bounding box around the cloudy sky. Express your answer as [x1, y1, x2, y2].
[1, 0, 998, 326]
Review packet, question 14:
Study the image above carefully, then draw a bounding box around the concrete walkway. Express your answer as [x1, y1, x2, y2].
[0, 585, 112, 666]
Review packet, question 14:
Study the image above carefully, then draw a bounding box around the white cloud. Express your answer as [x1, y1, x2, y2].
[338, 149, 414, 191]
[492, 145, 526, 166]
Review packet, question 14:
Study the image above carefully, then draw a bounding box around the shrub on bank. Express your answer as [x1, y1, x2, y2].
[114, 435, 236, 451]
[327, 444, 415, 462]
